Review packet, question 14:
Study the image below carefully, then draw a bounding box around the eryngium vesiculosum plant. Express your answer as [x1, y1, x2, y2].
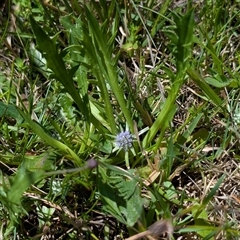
[26, 2, 196, 229]
[28, 4, 134, 163]
[4, 0, 238, 239]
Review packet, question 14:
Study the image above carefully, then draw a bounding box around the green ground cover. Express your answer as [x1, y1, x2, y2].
[0, 0, 240, 239]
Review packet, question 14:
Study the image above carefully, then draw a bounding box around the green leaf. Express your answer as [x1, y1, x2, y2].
[0, 102, 23, 124]
[5, 166, 44, 224]
[85, 7, 133, 132]
[98, 167, 143, 226]
[173, 10, 194, 70]
[108, 169, 137, 200]
[178, 225, 218, 234]
[192, 204, 214, 239]
[120, 185, 143, 227]
[187, 68, 222, 106]
[60, 14, 117, 134]
[29, 15, 101, 132]
[205, 76, 233, 88]
[21, 151, 56, 171]
[98, 167, 125, 223]
[18, 109, 82, 166]
[8, 167, 43, 205]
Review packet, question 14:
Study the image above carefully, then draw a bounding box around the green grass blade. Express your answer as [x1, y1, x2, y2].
[143, 10, 195, 149]
[194, 175, 225, 220]
[187, 68, 223, 106]
[29, 15, 104, 141]
[29, 16, 87, 117]
[18, 109, 82, 166]
[84, 7, 133, 132]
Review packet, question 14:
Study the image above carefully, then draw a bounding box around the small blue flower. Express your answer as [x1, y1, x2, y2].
[115, 131, 133, 151]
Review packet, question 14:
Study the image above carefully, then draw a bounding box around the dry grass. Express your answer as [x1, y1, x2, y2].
[0, 0, 240, 239]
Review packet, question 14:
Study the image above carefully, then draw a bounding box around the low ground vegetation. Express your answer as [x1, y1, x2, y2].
[0, 0, 240, 239]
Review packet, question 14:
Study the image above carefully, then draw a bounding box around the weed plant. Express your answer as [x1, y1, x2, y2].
[0, 0, 240, 239]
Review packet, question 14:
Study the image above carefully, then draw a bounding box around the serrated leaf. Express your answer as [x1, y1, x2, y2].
[120, 183, 143, 226]
[98, 167, 143, 226]
[29, 15, 91, 124]
[98, 168, 125, 223]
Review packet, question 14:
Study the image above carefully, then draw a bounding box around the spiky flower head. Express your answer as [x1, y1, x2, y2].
[115, 131, 133, 151]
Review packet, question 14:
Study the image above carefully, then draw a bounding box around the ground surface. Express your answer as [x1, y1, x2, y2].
[0, 0, 240, 239]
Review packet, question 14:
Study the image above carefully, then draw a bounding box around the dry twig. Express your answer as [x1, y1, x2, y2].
[125, 219, 173, 240]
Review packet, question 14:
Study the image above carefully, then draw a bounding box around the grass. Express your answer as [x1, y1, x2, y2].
[0, 0, 240, 239]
